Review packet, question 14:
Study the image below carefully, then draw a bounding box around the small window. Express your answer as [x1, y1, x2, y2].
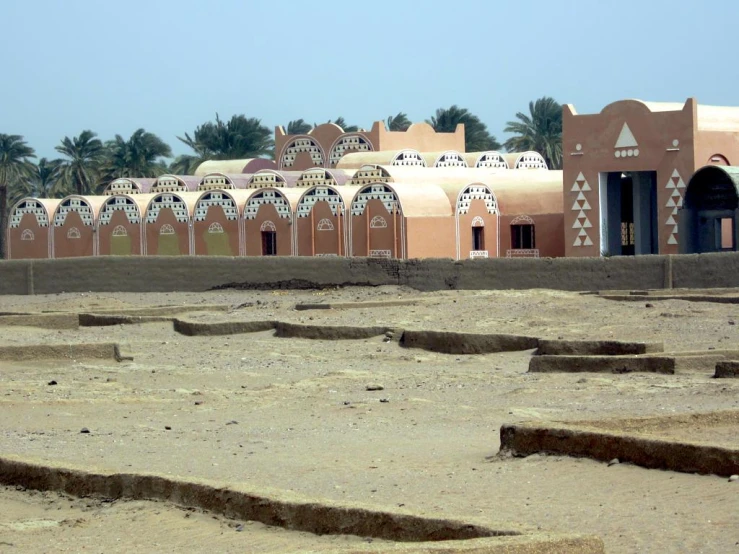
[511, 224, 535, 249]
[262, 230, 277, 255]
[472, 226, 485, 251]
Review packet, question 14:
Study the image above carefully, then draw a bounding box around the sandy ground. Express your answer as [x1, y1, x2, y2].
[0, 287, 738, 553]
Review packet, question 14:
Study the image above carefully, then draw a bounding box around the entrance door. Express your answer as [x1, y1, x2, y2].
[602, 171, 658, 256]
[261, 231, 277, 255]
[472, 226, 485, 251]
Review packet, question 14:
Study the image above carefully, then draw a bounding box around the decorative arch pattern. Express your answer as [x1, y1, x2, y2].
[248, 171, 287, 189]
[471, 216, 485, 227]
[67, 227, 81, 239]
[434, 151, 468, 168]
[10, 199, 50, 228]
[260, 220, 276, 232]
[159, 224, 175, 235]
[370, 216, 388, 228]
[112, 225, 128, 237]
[152, 176, 187, 193]
[99, 196, 140, 225]
[328, 134, 373, 166]
[208, 222, 224, 234]
[349, 165, 393, 186]
[457, 185, 498, 215]
[280, 137, 324, 168]
[54, 198, 94, 227]
[392, 150, 426, 167]
[296, 186, 344, 218]
[244, 190, 291, 220]
[21, 229, 34, 241]
[297, 168, 337, 187]
[317, 218, 334, 231]
[514, 152, 548, 169]
[198, 174, 234, 191]
[194, 191, 238, 222]
[475, 152, 509, 169]
[351, 184, 400, 216]
[106, 178, 141, 195]
[511, 215, 535, 225]
[146, 194, 189, 223]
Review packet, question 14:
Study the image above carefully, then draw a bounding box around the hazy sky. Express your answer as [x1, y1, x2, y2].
[2, 0, 737, 160]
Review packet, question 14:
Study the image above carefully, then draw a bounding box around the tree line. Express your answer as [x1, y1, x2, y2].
[0, 97, 563, 255]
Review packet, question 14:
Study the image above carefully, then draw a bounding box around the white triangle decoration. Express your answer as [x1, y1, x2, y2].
[572, 200, 581, 211]
[666, 215, 676, 225]
[577, 192, 586, 202]
[577, 210, 587, 220]
[615, 123, 638, 148]
[667, 197, 676, 208]
[583, 236, 593, 246]
[583, 218, 592, 229]
[668, 235, 678, 245]
[574, 237, 583, 247]
[571, 182, 582, 192]
[581, 200, 592, 210]
[571, 173, 593, 248]
[573, 219, 582, 229]
[582, 182, 592, 192]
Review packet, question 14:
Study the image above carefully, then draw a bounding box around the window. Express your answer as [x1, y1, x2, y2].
[472, 226, 485, 251]
[717, 218, 734, 250]
[511, 224, 535, 249]
[262, 230, 277, 255]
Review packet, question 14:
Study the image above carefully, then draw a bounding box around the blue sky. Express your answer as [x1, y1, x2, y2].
[2, 0, 737, 160]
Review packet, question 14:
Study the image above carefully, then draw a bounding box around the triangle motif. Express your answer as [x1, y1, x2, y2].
[574, 237, 583, 247]
[666, 215, 676, 225]
[668, 234, 678, 245]
[581, 200, 591, 210]
[583, 218, 592, 229]
[615, 123, 638, 148]
[582, 182, 592, 192]
[583, 236, 593, 246]
[577, 210, 587, 220]
[573, 219, 582, 229]
[572, 200, 582, 211]
[571, 182, 582, 193]
[577, 192, 586, 202]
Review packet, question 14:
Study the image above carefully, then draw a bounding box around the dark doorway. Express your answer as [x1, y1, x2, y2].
[261, 231, 277, 255]
[602, 171, 658, 255]
[511, 224, 535, 249]
[472, 226, 485, 251]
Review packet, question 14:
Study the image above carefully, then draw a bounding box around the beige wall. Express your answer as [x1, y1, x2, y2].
[296, 201, 345, 257]
[404, 217, 456, 259]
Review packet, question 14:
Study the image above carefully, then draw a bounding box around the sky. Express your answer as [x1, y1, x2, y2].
[2, 0, 738, 161]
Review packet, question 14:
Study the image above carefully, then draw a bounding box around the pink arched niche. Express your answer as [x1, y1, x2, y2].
[97, 195, 146, 256]
[192, 191, 242, 256]
[144, 193, 191, 256]
[350, 185, 403, 258]
[7, 198, 57, 259]
[243, 189, 293, 256]
[295, 186, 347, 256]
[52, 196, 97, 258]
[456, 184, 499, 259]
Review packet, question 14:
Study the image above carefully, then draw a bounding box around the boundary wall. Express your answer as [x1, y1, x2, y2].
[0, 253, 738, 295]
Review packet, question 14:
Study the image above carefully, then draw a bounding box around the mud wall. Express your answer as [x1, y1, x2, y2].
[1, 252, 739, 294]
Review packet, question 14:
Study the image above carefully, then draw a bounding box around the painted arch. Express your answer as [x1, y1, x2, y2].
[455, 184, 499, 260]
[244, 188, 293, 256]
[144, 193, 191, 255]
[7, 198, 53, 259]
[193, 190, 241, 256]
[349, 165, 394, 186]
[513, 152, 548, 169]
[328, 133, 373, 167]
[433, 151, 468, 168]
[98, 195, 143, 256]
[105, 178, 142, 195]
[279, 135, 325, 170]
[296, 168, 338, 187]
[198, 173, 235, 191]
[391, 149, 426, 167]
[52, 196, 96, 258]
[474, 151, 509, 169]
[350, 184, 403, 258]
[151, 175, 189, 193]
[295, 185, 346, 256]
[248, 169, 289, 189]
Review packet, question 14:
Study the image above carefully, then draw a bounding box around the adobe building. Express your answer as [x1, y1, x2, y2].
[194, 158, 277, 177]
[563, 98, 739, 257]
[7, 198, 60, 259]
[275, 121, 465, 171]
[97, 194, 153, 256]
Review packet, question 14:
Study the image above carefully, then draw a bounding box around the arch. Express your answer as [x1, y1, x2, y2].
[194, 191, 239, 221]
[349, 165, 394, 186]
[511, 215, 535, 225]
[53, 197, 95, 227]
[99, 195, 140, 226]
[708, 154, 731, 166]
[296, 185, 345, 218]
[9, 199, 50, 228]
[316, 218, 334, 231]
[244, 189, 292, 220]
[21, 229, 34, 241]
[208, 222, 224, 234]
[145, 193, 189, 223]
[296, 168, 338, 187]
[351, 184, 401, 216]
[391, 149, 426, 167]
[434, 151, 468, 168]
[370, 215, 387, 228]
[279, 135, 325, 169]
[457, 184, 499, 215]
[105, 178, 142, 195]
[260, 220, 276, 232]
[112, 225, 128, 237]
[471, 216, 485, 227]
[198, 172, 235, 191]
[152, 175, 188, 193]
[159, 224, 175, 235]
[474, 151, 509, 169]
[328, 133, 374, 167]
[67, 227, 81, 239]
[513, 152, 548, 169]
[248, 169, 289, 189]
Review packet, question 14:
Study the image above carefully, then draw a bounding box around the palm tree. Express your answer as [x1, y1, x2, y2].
[427, 105, 501, 152]
[177, 114, 274, 172]
[386, 112, 411, 132]
[56, 130, 104, 195]
[8, 157, 63, 208]
[0, 134, 36, 258]
[329, 117, 358, 132]
[504, 97, 563, 169]
[101, 129, 172, 188]
[286, 119, 312, 135]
